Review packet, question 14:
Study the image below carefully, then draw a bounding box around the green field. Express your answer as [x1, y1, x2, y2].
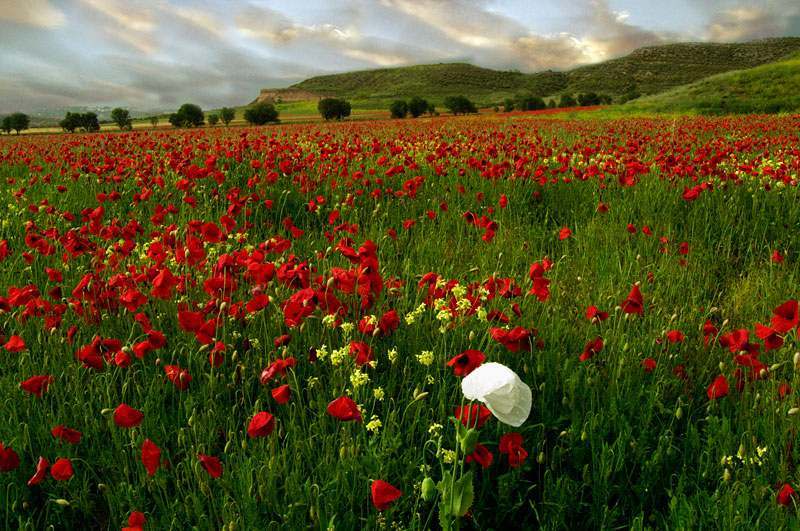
[1, 111, 800, 529]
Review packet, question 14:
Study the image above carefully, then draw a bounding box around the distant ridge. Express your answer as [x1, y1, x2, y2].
[253, 37, 800, 108]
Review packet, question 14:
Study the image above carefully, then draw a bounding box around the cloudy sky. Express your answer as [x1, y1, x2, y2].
[1, 0, 799, 113]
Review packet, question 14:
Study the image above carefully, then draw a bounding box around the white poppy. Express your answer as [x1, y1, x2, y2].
[461, 362, 532, 427]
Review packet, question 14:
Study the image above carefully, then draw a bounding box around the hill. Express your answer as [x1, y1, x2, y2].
[253, 37, 800, 108]
[625, 49, 800, 114]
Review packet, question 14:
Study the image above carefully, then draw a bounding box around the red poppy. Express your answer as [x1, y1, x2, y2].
[114, 404, 144, 427]
[27, 456, 49, 485]
[371, 480, 402, 510]
[771, 300, 799, 333]
[756, 323, 784, 352]
[260, 357, 297, 384]
[141, 439, 161, 477]
[123, 511, 146, 531]
[165, 365, 192, 391]
[621, 285, 643, 314]
[627, 223, 637, 234]
[454, 404, 492, 429]
[777, 483, 796, 507]
[197, 454, 222, 478]
[772, 250, 785, 264]
[248, 412, 275, 436]
[499, 433, 527, 467]
[702, 320, 718, 347]
[446, 349, 485, 377]
[598, 203, 609, 212]
[558, 227, 571, 240]
[51, 458, 73, 481]
[4, 335, 26, 352]
[580, 337, 603, 361]
[679, 243, 689, 255]
[779, 384, 792, 401]
[666, 330, 684, 343]
[21, 374, 54, 397]
[271, 384, 291, 403]
[327, 396, 362, 422]
[490, 326, 533, 353]
[274, 334, 291, 347]
[52, 426, 81, 445]
[349, 341, 375, 367]
[465, 444, 493, 468]
[209, 341, 225, 366]
[586, 305, 609, 323]
[0, 443, 19, 472]
[641, 358, 657, 373]
[707, 375, 729, 400]
[45, 268, 63, 283]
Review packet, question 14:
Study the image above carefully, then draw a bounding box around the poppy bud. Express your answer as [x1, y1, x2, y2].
[414, 392, 429, 402]
[794, 352, 800, 366]
[469, 331, 475, 342]
[421, 477, 436, 502]
[537, 451, 545, 464]
[723, 468, 731, 483]
[220, 302, 228, 311]
[55, 499, 69, 507]
[789, 408, 800, 415]
[719, 362, 725, 372]
[675, 407, 683, 420]
[199, 344, 209, 352]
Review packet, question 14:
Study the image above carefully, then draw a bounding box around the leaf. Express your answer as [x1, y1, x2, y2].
[451, 470, 474, 517]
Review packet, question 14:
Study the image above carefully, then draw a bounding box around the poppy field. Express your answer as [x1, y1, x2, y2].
[2, 112, 800, 529]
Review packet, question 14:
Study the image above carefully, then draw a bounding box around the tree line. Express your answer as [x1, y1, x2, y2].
[2, 89, 623, 135]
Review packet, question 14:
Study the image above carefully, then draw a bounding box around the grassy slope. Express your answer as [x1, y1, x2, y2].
[625, 50, 800, 115]
[282, 37, 800, 108]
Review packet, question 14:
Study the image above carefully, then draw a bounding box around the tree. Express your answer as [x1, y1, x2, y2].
[408, 96, 429, 118]
[558, 93, 577, 108]
[518, 95, 546, 111]
[80, 112, 100, 132]
[207, 113, 219, 126]
[577, 92, 601, 106]
[443, 95, 477, 115]
[317, 98, 351, 121]
[389, 100, 408, 119]
[503, 98, 515, 112]
[150, 116, 159, 129]
[111, 107, 132, 130]
[0, 116, 11, 135]
[169, 103, 204, 128]
[219, 107, 235, 126]
[7, 112, 30, 134]
[59, 112, 81, 133]
[243, 103, 279, 125]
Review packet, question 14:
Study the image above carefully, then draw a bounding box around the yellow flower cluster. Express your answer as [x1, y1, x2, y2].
[416, 350, 434, 366]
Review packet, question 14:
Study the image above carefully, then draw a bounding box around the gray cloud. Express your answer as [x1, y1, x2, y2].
[0, 0, 66, 29]
[705, 7, 794, 41]
[1, 0, 799, 113]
